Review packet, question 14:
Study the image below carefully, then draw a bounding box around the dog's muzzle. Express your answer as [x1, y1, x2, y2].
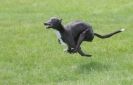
[44, 23, 51, 29]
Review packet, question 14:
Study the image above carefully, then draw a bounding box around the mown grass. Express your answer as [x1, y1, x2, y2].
[0, 0, 133, 85]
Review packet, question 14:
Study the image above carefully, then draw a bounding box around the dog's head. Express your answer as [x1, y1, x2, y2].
[44, 17, 62, 29]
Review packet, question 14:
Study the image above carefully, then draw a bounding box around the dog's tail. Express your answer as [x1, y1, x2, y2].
[94, 28, 125, 39]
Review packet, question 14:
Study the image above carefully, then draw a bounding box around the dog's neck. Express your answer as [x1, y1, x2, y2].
[54, 24, 65, 33]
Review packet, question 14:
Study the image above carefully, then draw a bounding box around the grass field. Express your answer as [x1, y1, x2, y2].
[0, 0, 133, 85]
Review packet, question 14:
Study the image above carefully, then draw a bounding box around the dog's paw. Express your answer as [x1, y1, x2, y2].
[71, 48, 78, 53]
[64, 49, 74, 54]
[64, 49, 72, 53]
[81, 54, 92, 57]
[85, 54, 92, 57]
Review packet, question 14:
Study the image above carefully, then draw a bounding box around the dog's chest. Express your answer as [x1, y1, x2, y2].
[55, 31, 67, 46]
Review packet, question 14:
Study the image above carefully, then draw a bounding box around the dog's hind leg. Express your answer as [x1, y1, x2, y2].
[74, 29, 88, 51]
[73, 29, 91, 57]
[78, 47, 92, 57]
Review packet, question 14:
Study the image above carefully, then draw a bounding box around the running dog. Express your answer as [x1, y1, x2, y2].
[44, 17, 125, 57]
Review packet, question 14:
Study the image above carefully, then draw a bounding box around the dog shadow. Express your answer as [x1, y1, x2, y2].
[76, 61, 110, 74]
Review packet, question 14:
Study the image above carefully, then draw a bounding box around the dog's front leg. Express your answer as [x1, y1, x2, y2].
[67, 35, 76, 52]
[65, 47, 74, 53]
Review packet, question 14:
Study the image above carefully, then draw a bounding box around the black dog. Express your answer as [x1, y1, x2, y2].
[44, 17, 125, 57]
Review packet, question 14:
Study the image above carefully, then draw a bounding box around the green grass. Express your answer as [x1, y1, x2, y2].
[0, 0, 133, 85]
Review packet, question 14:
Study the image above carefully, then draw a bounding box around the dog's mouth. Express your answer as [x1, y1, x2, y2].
[44, 23, 52, 29]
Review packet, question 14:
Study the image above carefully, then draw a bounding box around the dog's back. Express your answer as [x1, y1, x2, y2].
[64, 21, 93, 38]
